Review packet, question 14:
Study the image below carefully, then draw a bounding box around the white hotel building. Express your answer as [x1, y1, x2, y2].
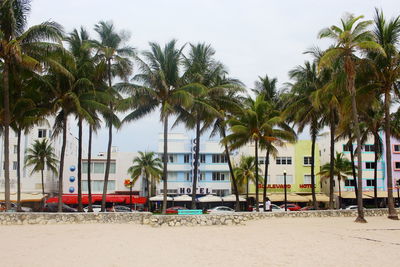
[156, 133, 231, 196]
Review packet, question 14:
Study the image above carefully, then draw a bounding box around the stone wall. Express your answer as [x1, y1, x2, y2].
[0, 209, 398, 226]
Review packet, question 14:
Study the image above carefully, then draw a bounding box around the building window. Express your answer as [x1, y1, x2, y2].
[185, 172, 191, 181]
[110, 163, 116, 174]
[394, 144, 400, 153]
[364, 145, 375, 152]
[258, 157, 265, 164]
[304, 175, 311, 184]
[13, 145, 17, 154]
[365, 162, 376, 169]
[200, 154, 206, 163]
[276, 157, 292, 165]
[212, 189, 229, 196]
[303, 157, 312, 166]
[167, 172, 177, 181]
[345, 179, 355, 186]
[395, 162, 400, 170]
[366, 179, 376, 187]
[343, 144, 351, 152]
[276, 175, 293, 184]
[169, 155, 175, 163]
[212, 154, 227, 163]
[212, 172, 227, 181]
[184, 154, 190, 163]
[82, 180, 115, 193]
[93, 163, 105, 174]
[38, 129, 47, 138]
[199, 172, 205, 181]
[12, 161, 18, 170]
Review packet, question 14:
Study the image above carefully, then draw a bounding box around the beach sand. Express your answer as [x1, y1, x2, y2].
[0, 216, 399, 267]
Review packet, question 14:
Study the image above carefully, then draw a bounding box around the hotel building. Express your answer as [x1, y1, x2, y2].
[156, 133, 231, 196]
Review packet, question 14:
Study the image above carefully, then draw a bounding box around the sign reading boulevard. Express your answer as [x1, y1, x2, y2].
[257, 184, 316, 189]
[179, 187, 211, 194]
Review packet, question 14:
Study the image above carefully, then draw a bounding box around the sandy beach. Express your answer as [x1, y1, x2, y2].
[0, 216, 399, 267]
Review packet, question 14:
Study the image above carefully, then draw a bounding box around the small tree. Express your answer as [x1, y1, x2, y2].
[25, 139, 59, 204]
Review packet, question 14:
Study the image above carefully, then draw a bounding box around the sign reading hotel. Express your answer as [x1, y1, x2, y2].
[179, 187, 211, 194]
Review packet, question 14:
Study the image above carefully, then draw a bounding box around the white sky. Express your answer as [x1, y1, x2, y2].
[28, 0, 399, 154]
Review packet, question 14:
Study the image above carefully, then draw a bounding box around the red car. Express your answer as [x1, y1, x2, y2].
[279, 204, 301, 211]
[165, 206, 188, 214]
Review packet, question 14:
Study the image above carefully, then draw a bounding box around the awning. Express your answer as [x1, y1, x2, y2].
[221, 194, 246, 202]
[334, 191, 372, 199]
[149, 195, 173, 201]
[46, 194, 147, 204]
[173, 195, 192, 202]
[0, 192, 45, 202]
[364, 191, 389, 198]
[303, 194, 330, 202]
[197, 195, 222, 202]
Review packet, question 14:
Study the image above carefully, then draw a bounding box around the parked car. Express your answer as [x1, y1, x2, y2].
[43, 203, 77, 212]
[300, 206, 318, 211]
[0, 202, 32, 212]
[166, 206, 188, 214]
[279, 204, 301, 211]
[207, 206, 235, 214]
[83, 205, 101, 213]
[252, 203, 286, 212]
[114, 205, 135, 212]
[344, 205, 365, 210]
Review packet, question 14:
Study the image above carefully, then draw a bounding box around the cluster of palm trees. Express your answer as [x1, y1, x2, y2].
[1, 1, 399, 223]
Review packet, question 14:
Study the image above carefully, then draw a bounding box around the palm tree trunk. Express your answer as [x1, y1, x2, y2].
[373, 133, 379, 209]
[41, 168, 45, 209]
[2, 61, 11, 211]
[263, 149, 270, 212]
[348, 138, 358, 198]
[329, 112, 335, 209]
[338, 177, 342, 208]
[311, 133, 317, 209]
[146, 175, 150, 211]
[77, 118, 83, 212]
[101, 116, 113, 212]
[130, 185, 133, 211]
[102, 58, 113, 212]
[384, 89, 398, 219]
[346, 59, 366, 223]
[191, 118, 201, 209]
[162, 115, 168, 214]
[222, 127, 240, 211]
[58, 113, 67, 212]
[87, 126, 93, 212]
[255, 139, 259, 212]
[16, 129, 22, 211]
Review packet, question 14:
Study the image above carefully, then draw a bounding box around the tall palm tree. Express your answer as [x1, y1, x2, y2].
[122, 40, 192, 214]
[318, 152, 354, 208]
[0, 0, 63, 210]
[370, 9, 400, 220]
[25, 139, 58, 201]
[127, 151, 162, 211]
[286, 61, 323, 209]
[93, 21, 134, 212]
[225, 95, 295, 211]
[319, 13, 384, 222]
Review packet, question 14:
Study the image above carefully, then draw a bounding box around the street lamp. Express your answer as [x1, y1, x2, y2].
[283, 170, 287, 211]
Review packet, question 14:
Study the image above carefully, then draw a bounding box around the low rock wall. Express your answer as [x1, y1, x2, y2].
[0, 208, 397, 226]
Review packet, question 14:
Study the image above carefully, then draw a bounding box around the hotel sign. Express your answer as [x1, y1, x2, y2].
[257, 184, 315, 189]
[179, 187, 211, 194]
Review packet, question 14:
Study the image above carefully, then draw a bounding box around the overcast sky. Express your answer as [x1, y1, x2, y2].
[28, 0, 399, 154]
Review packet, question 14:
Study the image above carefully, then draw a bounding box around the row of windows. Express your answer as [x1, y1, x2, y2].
[344, 179, 376, 187]
[82, 180, 115, 192]
[343, 144, 375, 152]
[82, 162, 116, 174]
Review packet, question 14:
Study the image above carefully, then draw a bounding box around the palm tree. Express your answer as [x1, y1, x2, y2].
[319, 13, 384, 222]
[93, 21, 134, 212]
[234, 156, 258, 198]
[25, 139, 58, 202]
[370, 9, 400, 220]
[0, 0, 63, 210]
[225, 95, 295, 211]
[286, 61, 323, 209]
[175, 43, 237, 209]
[318, 152, 354, 208]
[127, 151, 162, 211]
[122, 40, 192, 214]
